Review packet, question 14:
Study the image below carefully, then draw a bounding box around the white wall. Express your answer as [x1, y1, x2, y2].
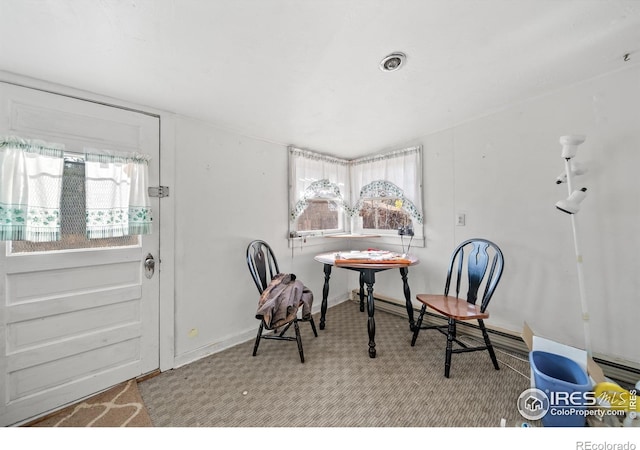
[172, 64, 639, 368]
[172, 117, 348, 366]
[367, 64, 640, 366]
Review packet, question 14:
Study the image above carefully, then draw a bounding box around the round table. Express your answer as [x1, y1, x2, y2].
[314, 251, 419, 358]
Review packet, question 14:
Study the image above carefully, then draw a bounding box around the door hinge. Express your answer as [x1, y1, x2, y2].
[148, 186, 170, 198]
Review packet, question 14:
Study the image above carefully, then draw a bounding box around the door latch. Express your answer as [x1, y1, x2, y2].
[148, 186, 170, 198]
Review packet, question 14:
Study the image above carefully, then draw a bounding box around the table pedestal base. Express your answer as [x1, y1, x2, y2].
[319, 263, 415, 358]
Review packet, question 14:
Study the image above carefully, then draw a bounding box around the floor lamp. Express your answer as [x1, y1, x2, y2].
[554, 135, 592, 357]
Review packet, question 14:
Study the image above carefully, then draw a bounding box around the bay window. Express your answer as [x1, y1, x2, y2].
[289, 145, 424, 245]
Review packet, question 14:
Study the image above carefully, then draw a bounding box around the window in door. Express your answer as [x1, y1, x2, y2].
[10, 160, 138, 254]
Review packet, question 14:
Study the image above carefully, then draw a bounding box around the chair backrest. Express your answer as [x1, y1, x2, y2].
[246, 240, 280, 294]
[443, 238, 504, 312]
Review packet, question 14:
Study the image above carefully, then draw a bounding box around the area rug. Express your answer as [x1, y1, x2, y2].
[29, 379, 153, 427]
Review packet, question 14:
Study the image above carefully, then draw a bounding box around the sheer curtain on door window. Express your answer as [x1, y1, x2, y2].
[0, 136, 64, 242]
[84, 149, 153, 239]
[2, 139, 153, 253]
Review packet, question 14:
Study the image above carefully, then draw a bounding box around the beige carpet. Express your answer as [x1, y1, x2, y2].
[139, 300, 534, 427]
[29, 379, 153, 427]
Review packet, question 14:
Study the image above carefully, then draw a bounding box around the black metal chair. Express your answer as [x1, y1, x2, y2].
[246, 239, 317, 363]
[411, 238, 504, 377]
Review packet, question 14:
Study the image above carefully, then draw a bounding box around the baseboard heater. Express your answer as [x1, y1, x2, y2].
[350, 290, 640, 388]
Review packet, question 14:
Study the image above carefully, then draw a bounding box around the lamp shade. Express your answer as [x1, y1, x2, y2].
[559, 135, 586, 159]
[556, 188, 587, 214]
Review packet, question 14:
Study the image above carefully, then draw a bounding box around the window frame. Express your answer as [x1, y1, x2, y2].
[288, 148, 350, 238]
[288, 145, 424, 247]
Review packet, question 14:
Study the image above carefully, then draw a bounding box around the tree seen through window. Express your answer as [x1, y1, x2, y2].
[360, 198, 412, 231]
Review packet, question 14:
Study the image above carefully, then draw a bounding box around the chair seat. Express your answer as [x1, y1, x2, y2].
[415, 294, 489, 321]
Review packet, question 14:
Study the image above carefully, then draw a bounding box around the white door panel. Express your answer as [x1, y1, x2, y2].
[0, 82, 160, 426]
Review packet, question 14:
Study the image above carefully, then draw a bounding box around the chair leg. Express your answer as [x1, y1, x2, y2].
[253, 322, 264, 356]
[479, 319, 500, 370]
[294, 320, 305, 363]
[309, 317, 318, 337]
[444, 318, 455, 378]
[411, 304, 426, 346]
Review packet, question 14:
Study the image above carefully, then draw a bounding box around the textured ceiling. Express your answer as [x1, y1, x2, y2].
[1, 0, 639, 158]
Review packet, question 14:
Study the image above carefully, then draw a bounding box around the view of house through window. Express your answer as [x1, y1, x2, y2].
[296, 199, 340, 232]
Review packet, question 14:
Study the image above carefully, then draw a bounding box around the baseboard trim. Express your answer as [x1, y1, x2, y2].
[351, 290, 640, 388]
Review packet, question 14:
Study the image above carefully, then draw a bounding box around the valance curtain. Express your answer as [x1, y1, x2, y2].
[0, 136, 64, 242]
[84, 150, 153, 238]
[289, 147, 350, 221]
[350, 146, 423, 224]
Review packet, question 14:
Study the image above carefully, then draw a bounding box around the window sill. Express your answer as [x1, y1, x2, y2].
[324, 233, 381, 239]
[288, 233, 424, 249]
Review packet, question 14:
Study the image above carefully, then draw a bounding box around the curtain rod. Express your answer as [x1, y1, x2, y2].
[64, 149, 151, 164]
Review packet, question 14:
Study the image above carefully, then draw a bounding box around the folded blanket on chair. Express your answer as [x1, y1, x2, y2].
[256, 273, 313, 329]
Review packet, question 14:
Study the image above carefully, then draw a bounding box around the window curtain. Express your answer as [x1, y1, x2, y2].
[289, 147, 350, 221]
[84, 150, 152, 238]
[350, 146, 423, 224]
[0, 136, 64, 242]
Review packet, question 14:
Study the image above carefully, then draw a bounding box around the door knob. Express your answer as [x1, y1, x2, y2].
[144, 253, 155, 279]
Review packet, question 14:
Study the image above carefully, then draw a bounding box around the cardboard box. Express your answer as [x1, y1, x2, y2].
[522, 322, 606, 387]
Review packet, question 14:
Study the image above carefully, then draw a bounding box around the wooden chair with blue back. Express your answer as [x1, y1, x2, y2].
[411, 238, 504, 378]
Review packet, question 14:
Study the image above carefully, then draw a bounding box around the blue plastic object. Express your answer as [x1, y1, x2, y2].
[529, 350, 591, 427]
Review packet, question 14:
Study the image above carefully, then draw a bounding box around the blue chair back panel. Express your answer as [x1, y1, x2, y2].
[444, 239, 504, 312]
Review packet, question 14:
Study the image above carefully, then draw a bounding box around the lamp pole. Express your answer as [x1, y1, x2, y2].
[564, 160, 592, 357]
[559, 135, 592, 358]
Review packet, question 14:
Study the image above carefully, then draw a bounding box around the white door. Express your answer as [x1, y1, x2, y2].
[0, 83, 160, 426]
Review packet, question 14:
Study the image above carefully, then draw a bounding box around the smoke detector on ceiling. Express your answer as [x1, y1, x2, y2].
[379, 52, 406, 72]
